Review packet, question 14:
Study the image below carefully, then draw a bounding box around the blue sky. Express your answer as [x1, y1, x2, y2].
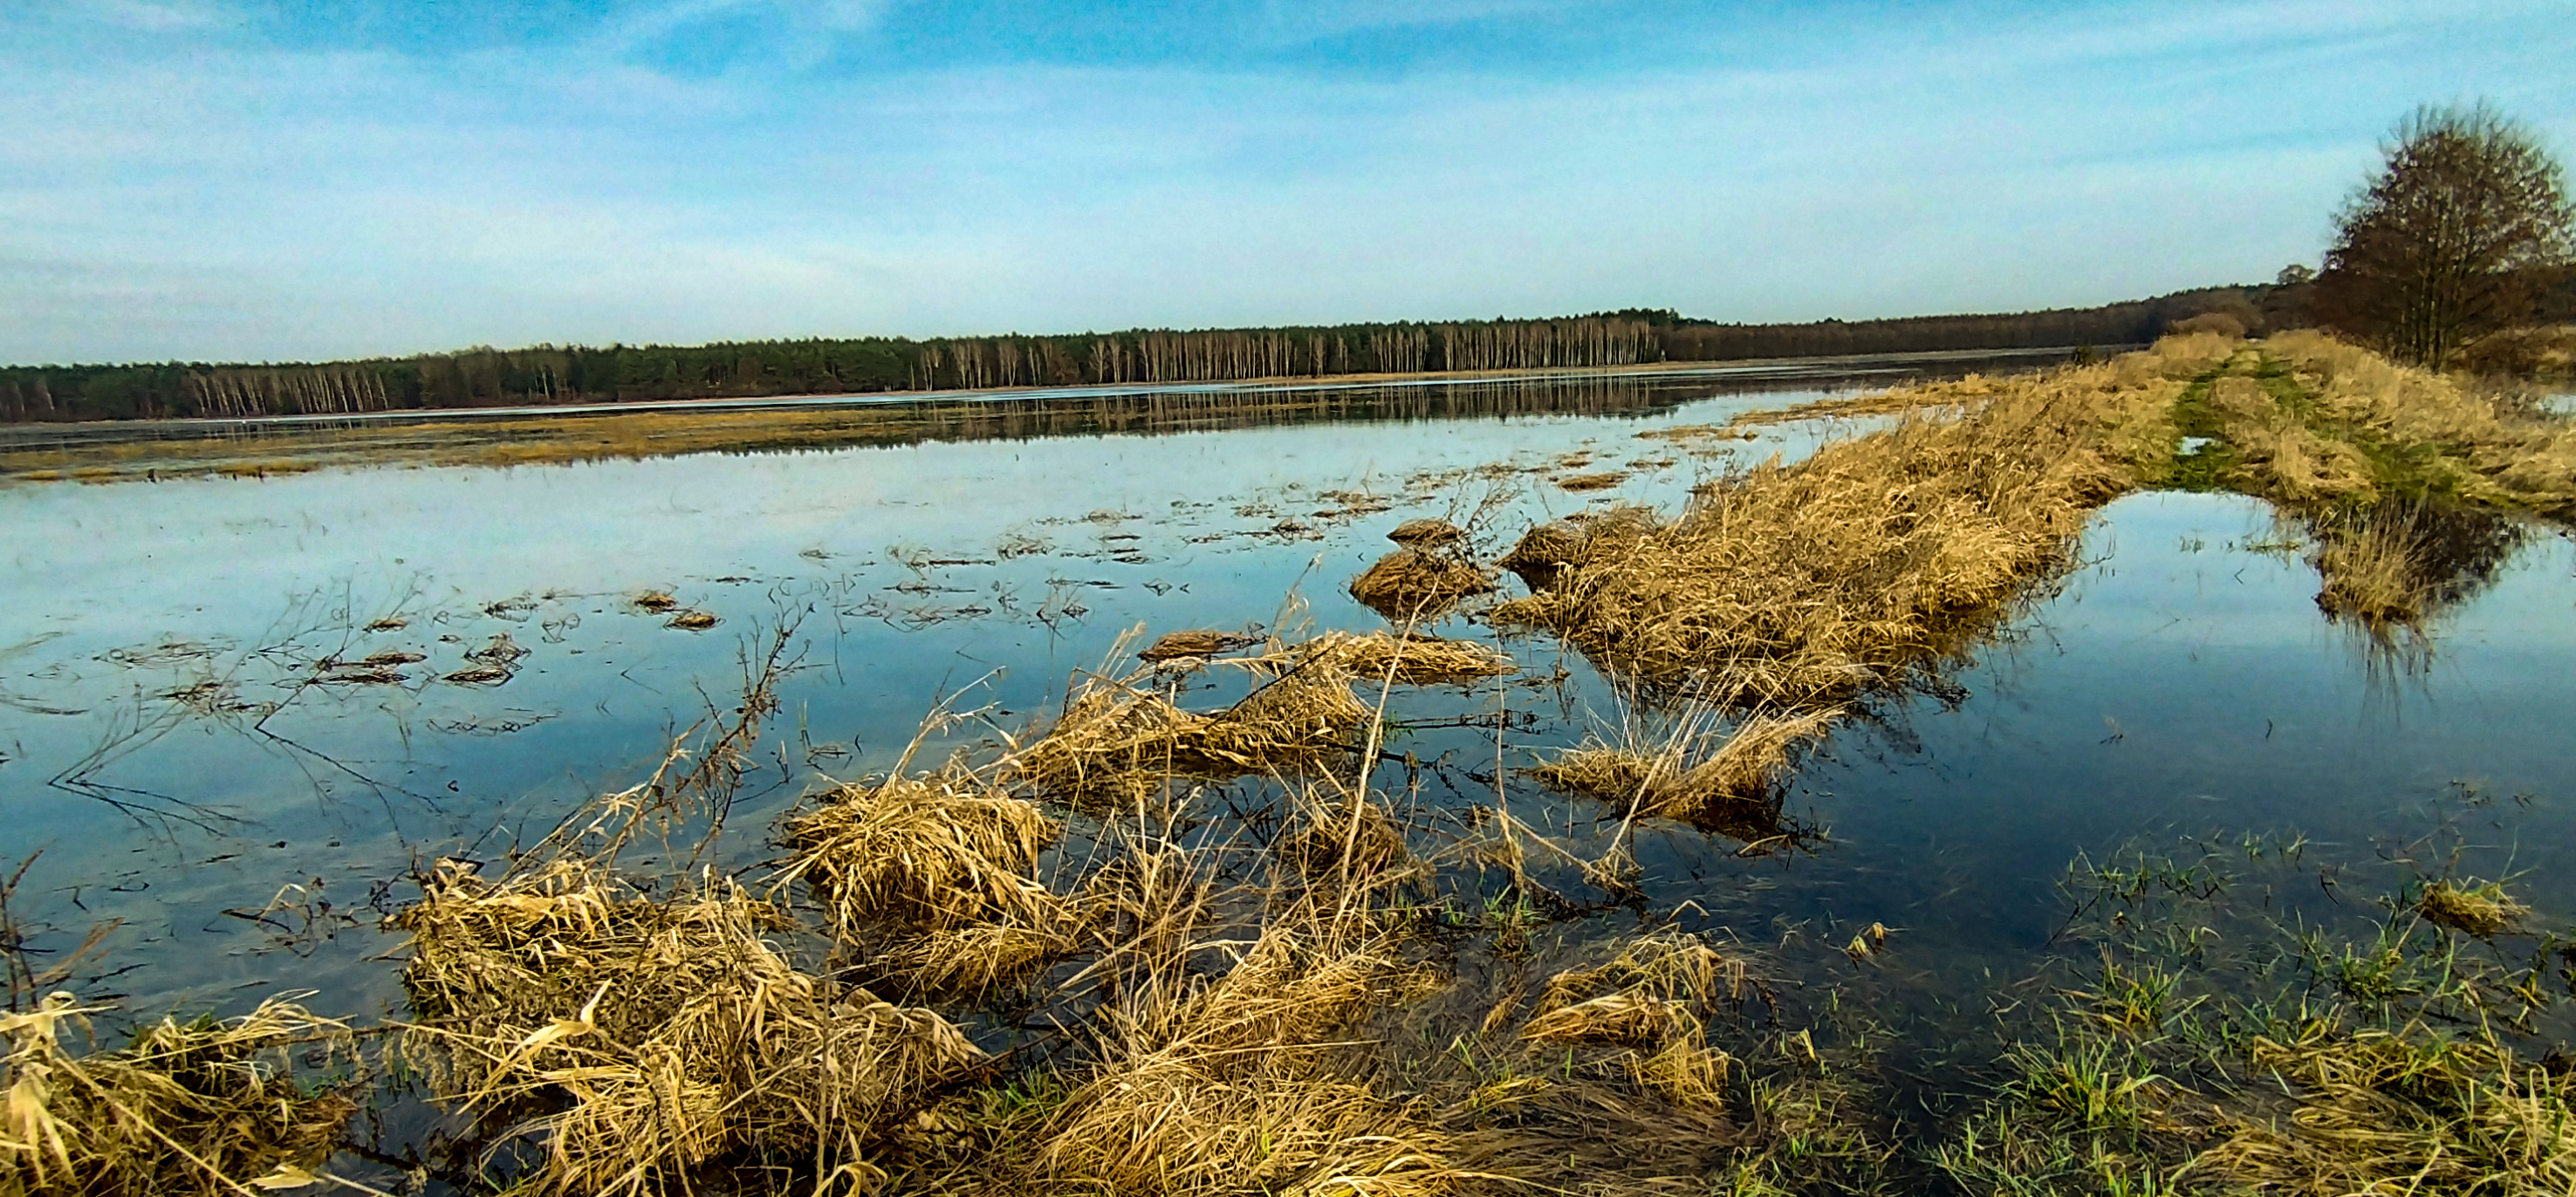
[3, 0, 2568, 364]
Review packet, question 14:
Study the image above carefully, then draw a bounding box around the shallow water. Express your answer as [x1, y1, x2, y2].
[4, 358, 2575, 1175]
[0, 365, 1893, 1016]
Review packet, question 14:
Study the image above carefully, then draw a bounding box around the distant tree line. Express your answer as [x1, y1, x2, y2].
[0, 288, 2304, 424]
[1655, 284, 2311, 361]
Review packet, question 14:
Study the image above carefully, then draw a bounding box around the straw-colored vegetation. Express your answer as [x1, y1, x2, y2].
[2415, 878, 2528, 936]
[1027, 919, 1470, 1196]
[2171, 330, 2576, 516]
[1010, 651, 1371, 810]
[1527, 707, 1839, 835]
[1328, 631, 1516, 686]
[1349, 546, 1495, 619]
[780, 773, 1078, 996]
[1495, 346, 2178, 705]
[2, 994, 355, 1196]
[1009, 630, 1514, 810]
[394, 858, 983, 1196]
[32, 330, 2576, 1197]
[1491, 330, 2573, 787]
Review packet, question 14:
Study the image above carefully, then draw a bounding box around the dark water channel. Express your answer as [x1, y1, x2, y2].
[4, 355, 2574, 1173]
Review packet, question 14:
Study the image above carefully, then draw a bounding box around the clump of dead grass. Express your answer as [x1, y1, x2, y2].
[1030, 919, 1471, 1196]
[1512, 934, 1758, 1111]
[780, 772, 1079, 995]
[1136, 628, 1258, 662]
[2311, 514, 2433, 625]
[2415, 879, 2527, 937]
[1494, 507, 1661, 593]
[1527, 707, 1839, 835]
[782, 773, 1061, 934]
[1555, 469, 1628, 492]
[1322, 630, 1515, 687]
[1348, 546, 1496, 619]
[1273, 786, 1411, 886]
[1009, 653, 1370, 811]
[1010, 627, 1519, 809]
[2197, 1022, 2576, 1195]
[2, 992, 355, 1196]
[394, 858, 983, 1196]
[2302, 502, 2523, 639]
[1386, 517, 1466, 547]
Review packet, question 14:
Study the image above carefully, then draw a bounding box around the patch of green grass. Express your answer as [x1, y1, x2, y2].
[2158, 364, 2239, 492]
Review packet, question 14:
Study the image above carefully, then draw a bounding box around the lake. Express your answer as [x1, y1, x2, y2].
[5, 351, 2573, 1186]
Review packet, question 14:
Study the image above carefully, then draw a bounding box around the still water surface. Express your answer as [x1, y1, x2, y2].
[3, 359, 2571, 1057]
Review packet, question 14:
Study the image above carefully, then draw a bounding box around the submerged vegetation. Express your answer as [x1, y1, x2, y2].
[11, 325, 2576, 1195]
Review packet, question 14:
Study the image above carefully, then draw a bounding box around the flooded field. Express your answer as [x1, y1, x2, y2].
[7, 345, 2575, 1194]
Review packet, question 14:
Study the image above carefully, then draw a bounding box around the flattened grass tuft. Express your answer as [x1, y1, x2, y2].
[1527, 705, 1838, 837]
[1348, 546, 1496, 619]
[2415, 879, 2528, 937]
[1011, 654, 1368, 811]
[1031, 920, 1471, 1196]
[781, 772, 1079, 996]
[393, 858, 983, 1196]
[1, 994, 355, 1197]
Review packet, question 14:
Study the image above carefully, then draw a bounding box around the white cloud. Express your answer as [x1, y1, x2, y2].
[0, 0, 2568, 362]
[65, 0, 229, 31]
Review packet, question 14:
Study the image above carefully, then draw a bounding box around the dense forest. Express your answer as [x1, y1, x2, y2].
[0, 283, 2312, 423]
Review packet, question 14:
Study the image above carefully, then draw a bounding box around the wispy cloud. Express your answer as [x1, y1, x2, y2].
[0, 0, 2566, 363]
[63, 0, 229, 31]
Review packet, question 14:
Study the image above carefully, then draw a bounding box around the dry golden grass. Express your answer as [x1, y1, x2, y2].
[1348, 547, 1495, 619]
[2251, 420, 2381, 503]
[1494, 350, 2176, 707]
[783, 774, 1060, 934]
[780, 773, 1077, 995]
[1010, 628, 1518, 810]
[1386, 517, 1467, 546]
[1521, 992, 1696, 1046]
[2197, 1022, 2576, 1195]
[1554, 469, 1628, 492]
[2294, 501, 2525, 646]
[2, 993, 354, 1196]
[2310, 513, 2434, 625]
[393, 858, 983, 1196]
[2415, 879, 2528, 937]
[2264, 329, 2576, 516]
[1010, 656, 1368, 811]
[1507, 934, 1757, 1114]
[1532, 933, 1757, 1017]
[1274, 786, 1411, 886]
[1527, 706, 1839, 832]
[1322, 631, 1515, 687]
[1031, 919, 1471, 1197]
[1136, 628, 1259, 661]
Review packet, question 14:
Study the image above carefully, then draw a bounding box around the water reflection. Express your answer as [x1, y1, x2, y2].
[0, 382, 2571, 1098]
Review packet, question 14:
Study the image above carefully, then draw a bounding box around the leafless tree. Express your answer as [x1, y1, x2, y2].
[2316, 102, 2574, 367]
